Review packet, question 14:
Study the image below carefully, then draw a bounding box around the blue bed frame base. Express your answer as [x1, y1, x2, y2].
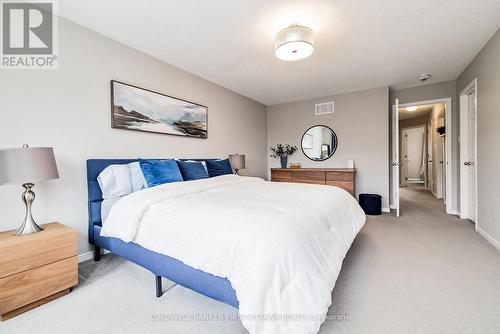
[87, 159, 239, 308]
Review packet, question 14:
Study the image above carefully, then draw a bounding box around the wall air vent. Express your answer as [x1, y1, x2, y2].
[315, 101, 334, 115]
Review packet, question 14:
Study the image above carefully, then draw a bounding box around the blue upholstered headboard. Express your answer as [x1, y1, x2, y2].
[86, 158, 216, 244]
[87, 159, 137, 244]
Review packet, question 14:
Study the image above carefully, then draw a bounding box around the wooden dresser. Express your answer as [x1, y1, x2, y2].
[270, 168, 356, 196]
[0, 222, 78, 320]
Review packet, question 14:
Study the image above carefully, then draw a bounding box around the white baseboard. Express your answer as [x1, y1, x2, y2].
[476, 227, 500, 251]
[78, 251, 94, 263]
[78, 248, 110, 263]
[382, 207, 390, 213]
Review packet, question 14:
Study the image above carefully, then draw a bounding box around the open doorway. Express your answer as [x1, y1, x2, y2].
[400, 103, 446, 199]
[400, 125, 426, 187]
[391, 98, 453, 217]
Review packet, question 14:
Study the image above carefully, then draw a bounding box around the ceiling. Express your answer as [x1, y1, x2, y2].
[58, 0, 500, 106]
[399, 104, 437, 120]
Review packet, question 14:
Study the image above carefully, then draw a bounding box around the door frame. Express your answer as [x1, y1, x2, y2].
[459, 78, 478, 222]
[391, 97, 453, 214]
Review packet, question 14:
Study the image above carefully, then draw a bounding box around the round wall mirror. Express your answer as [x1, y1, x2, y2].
[301, 125, 338, 161]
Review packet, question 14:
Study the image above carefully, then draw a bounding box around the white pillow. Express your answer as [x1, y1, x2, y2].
[127, 162, 148, 192]
[97, 165, 133, 200]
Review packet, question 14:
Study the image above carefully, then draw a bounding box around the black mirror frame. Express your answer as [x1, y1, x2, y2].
[300, 125, 338, 162]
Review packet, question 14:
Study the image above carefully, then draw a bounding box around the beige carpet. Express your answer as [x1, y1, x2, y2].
[2, 186, 499, 334]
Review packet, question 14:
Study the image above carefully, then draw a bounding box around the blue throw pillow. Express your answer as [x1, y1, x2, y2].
[205, 159, 233, 177]
[139, 159, 183, 187]
[176, 160, 209, 181]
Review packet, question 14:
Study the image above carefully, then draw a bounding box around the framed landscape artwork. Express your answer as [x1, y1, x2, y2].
[110, 80, 208, 138]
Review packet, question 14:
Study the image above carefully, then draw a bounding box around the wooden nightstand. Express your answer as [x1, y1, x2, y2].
[0, 222, 78, 320]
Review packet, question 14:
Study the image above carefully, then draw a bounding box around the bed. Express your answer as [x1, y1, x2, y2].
[87, 159, 238, 306]
[87, 159, 365, 334]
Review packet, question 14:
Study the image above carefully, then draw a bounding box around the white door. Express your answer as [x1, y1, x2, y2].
[460, 80, 478, 222]
[392, 99, 400, 217]
[467, 92, 477, 222]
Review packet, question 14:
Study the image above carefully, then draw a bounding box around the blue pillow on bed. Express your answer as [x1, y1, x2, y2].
[139, 159, 183, 187]
[176, 160, 209, 181]
[205, 159, 233, 177]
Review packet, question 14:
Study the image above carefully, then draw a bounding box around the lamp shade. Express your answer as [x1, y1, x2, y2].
[0, 146, 59, 185]
[275, 25, 314, 61]
[229, 154, 245, 170]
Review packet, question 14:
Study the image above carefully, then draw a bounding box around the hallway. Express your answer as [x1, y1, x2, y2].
[400, 184, 446, 217]
[325, 185, 500, 334]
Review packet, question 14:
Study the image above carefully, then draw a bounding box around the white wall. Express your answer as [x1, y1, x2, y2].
[457, 28, 500, 249]
[0, 18, 267, 255]
[267, 86, 390, 209]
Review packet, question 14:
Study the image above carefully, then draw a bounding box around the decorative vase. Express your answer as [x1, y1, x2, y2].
[280, 156, 288, 168]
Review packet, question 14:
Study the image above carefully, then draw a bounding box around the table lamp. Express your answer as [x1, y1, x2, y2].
[229, 153, 245, 175]
[0, 145, 59, 236]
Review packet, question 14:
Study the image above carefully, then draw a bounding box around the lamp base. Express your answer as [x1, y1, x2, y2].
[13, 183, 44, 236]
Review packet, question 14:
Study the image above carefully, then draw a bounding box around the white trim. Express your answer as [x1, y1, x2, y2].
[459, 78, 478, 223]
[78, 251, 94, 263]
[392, 97, 454, 215]
[477, 227, 500, 251]
[78, 249, 110, 263]
[382, 207, 390, 213]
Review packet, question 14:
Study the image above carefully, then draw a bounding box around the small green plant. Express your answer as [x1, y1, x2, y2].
[270, 144, 298, 158]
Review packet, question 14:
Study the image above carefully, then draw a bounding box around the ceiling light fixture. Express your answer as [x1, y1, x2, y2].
[406, 106, 418, 112]
[275, 25, 314, 61]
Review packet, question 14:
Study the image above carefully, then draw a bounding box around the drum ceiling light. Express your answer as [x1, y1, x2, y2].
[275, 25, 314, 61]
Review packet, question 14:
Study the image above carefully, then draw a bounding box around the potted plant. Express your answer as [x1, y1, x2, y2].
[270, 144, 298, 168]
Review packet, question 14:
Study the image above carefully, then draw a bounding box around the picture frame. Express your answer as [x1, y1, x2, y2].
[110, 80, 208, 138]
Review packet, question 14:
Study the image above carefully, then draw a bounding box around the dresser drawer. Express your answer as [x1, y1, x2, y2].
[0, 223, 77, 278]
[289, 171, 325, 184]
[0, 256, 78, 315]
[326, 171, 354, 182]
[271, 170, 292, 182]
[326, 180, 355, 195]
[270, 168, 356, 195]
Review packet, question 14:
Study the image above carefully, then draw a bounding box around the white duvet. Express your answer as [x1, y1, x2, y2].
[101, 175, 365, 334]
